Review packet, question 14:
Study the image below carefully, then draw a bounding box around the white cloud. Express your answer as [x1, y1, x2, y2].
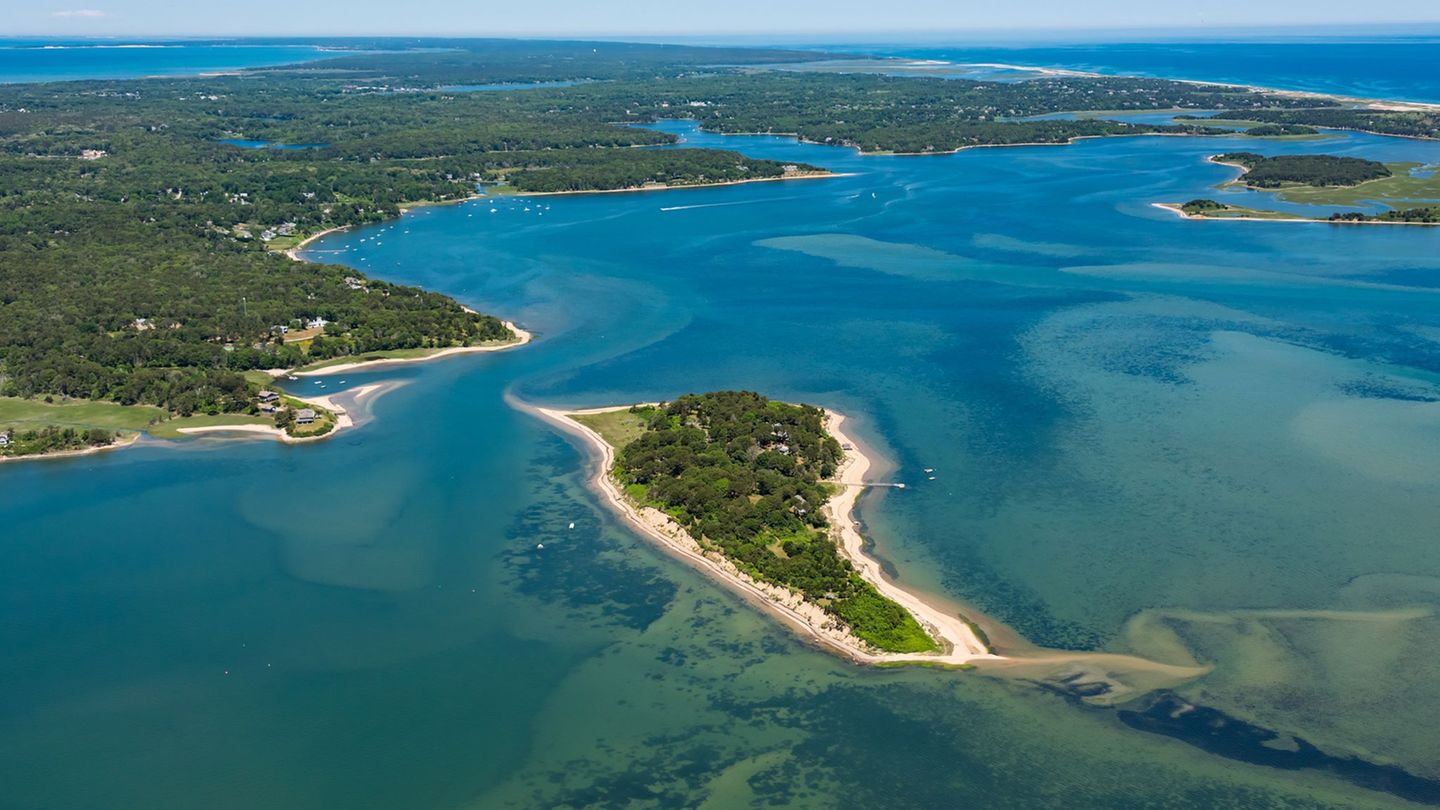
[51, 9, 107, 17]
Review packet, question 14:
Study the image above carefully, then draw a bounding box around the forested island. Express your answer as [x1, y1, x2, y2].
[571, 392, 939, 654]
[1158, 150, 1440, 225]
[1214, 152, 1392, 187]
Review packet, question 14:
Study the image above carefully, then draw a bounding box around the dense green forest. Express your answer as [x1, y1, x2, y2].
[1215, 152, 1392, 187]
[610, 392, 936, 653]
[1183, 107, 1440, 140]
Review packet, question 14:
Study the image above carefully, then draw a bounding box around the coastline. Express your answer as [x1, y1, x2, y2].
[1152, 201, 1440, 227]
[520, 398, 1000, 667]
[0, 432, 141, 465]
[492, 171, 849, 198]
[174, 382, 392, 443]
[287, 321, 533, 377]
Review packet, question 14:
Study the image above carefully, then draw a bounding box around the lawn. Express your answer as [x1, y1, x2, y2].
[0, 396, 165, 431]
[573, 407, 653, 450]
[147, 413, 274, 439]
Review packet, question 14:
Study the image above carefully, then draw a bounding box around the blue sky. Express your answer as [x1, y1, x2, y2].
[14, 0, 1440, 36]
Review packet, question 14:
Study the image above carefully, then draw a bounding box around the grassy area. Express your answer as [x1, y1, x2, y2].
[1189, 203, 1306, 220]
[0, 396, 164, 431]
[1256, 162, 1440, 207]
[573, 407, 654, 450]
[146, 413, 273, 438]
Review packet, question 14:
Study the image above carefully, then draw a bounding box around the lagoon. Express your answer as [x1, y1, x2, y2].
[3, 110, 1440, 810]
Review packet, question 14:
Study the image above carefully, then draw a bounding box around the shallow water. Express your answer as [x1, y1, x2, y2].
[3, 118, 1440, 806]
[0, 39, 351, 84]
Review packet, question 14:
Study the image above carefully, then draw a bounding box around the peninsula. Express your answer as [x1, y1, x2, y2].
[528, 392, 997, 665]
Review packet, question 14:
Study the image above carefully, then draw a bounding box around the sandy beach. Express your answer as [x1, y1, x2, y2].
[520, 399, 1000, 666]
[175, 382, 390, 443]
[1152, 201, 1439, 226]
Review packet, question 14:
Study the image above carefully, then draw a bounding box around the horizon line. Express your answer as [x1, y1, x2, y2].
[8, 21, 1440, 40]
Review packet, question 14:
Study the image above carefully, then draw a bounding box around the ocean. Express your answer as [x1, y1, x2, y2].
[2, 38, 1439, 809]
[0, 39, 352, 83]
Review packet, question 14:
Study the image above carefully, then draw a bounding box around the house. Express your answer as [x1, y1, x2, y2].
[305, 317, 328, 330]
[260, 229, 277, 241]
[257, 390, 280, 404]
[271, 324, 289, 335]
[80, 149, 107, 160]
[259, 404, 279, 414]
[276, 222, 297, 236]
[0, 431, 10, 447]
[295, 408, 318, 425]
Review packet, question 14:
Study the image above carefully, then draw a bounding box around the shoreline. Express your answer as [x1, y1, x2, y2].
[0, 432, 141, 465]
[519, 398, 1000, 667]
[491, 171, 850, 198]
[1152, 201, 1440, 227]
[286, 321, 534, 377]
[174, 382, 392, 443]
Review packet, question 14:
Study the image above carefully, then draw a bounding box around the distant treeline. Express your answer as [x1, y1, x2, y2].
[1331, 206, 1440, 224]
[1183, 108, 1440, 140]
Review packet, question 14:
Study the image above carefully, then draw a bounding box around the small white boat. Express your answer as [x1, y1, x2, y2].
[923, 468, 934, 473]
[536, 543, 544, 550]
[287, 375, 298, 381]
[568, 522, 575, 529]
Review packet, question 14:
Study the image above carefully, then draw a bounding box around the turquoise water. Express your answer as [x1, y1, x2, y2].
[0, 40, 352, 84]
[5, 117, 1440, 809]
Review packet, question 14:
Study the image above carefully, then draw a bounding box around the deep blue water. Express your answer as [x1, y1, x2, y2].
[3, 39, 1440, 810]
[0, 40, 352, 83]
[837, 37, 1440, 102]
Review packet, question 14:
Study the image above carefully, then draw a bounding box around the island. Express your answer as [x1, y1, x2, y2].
[527, 391, 997, 665]
[1154, 151, 1440, 225]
